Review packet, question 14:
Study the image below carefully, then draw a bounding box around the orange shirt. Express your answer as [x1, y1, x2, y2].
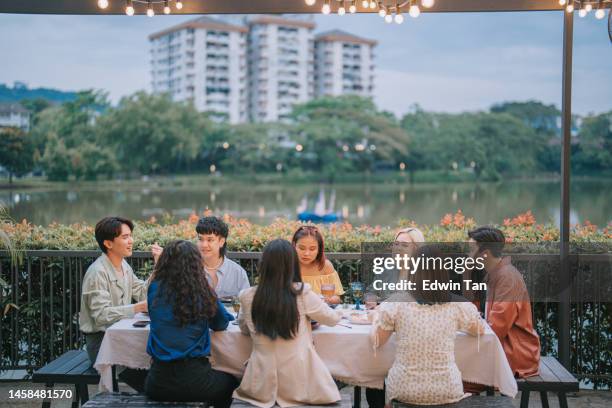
[485, 257, 540, 378]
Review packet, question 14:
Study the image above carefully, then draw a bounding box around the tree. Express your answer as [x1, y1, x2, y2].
[96, 92, 212, 174]
[289, 95, 410, 181]
[0, 127, 34, 183]
[574, 111, 612, 172]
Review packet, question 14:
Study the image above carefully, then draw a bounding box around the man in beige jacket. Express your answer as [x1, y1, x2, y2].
[79, 216, 148, 389]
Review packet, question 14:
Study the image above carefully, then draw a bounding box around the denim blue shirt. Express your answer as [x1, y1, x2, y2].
[146, 280, 234, 362]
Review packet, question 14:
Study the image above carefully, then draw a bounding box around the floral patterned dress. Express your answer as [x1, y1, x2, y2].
[373, 302, 484, 405]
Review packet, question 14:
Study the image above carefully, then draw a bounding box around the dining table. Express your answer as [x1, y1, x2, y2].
[94, 309, 518, 402]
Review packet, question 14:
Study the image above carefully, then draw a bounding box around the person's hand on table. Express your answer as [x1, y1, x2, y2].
[133, 300, 148, 314]
[324, 295, 341, 305]
[151, 243, 163, 264]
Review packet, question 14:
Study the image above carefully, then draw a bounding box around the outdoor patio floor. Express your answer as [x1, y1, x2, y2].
[0, 381, 610, 408]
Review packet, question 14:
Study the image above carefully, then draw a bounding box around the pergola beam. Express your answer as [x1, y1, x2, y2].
[0, 0, 565, 15]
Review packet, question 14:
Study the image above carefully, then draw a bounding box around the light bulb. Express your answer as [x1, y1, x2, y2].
[147, 7, 155, 17]
[349, 4, 357, 13]
[578, 8, 587, 17]
[409, 4, 420, 17]
[385, 14, 393, 23]
[305, 0, 316, 5]
[338, 6, 346, 15]
[378, 8, 387, 17]
[362, 0, 369, 7]
[595, 9, 605, 19]
[98, 0, 109, 9]
[126, 5, 135, 15]
[176, 1, 183, 10]
[164, 1, 171, 14]
[421, 0, 435, 8]
[322, 3, 331, 14]
[369, 1, 377, 9]
[558, 0, 566, 5]
[585, 3, 592, 11]
[395, 13, 404, 23]
[566, 4, 574, 12]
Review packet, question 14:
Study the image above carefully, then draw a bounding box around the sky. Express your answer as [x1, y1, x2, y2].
[0, 11, 610, 117]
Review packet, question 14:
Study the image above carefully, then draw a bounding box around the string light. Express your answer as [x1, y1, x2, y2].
[305, 0, 316, 5]
[558, 0, 566, 5]
[97, 0, 109, 9]
[578, 7, 587, 16]
[322, 0, 331, 14]
[385, 13, 393, 23]
[369, 1, 377, 9]
[164, 0, 171, 14]
[395, 2, 404, 23]
[349, 0, 357, 13]
[378, 1, 386, 16]
[176, 0, 183, 9]
[338, 1, 346, 15]
[595, 1, 606, 18]
[409, 0, 421, 17]
[566, 0, 574, 12]
[362, 0, 369, 7]
[125, 0, 134, 15]
[585, 3, 593, 11]
[422, 0, 435, 8]
[147, 0, 155, 17]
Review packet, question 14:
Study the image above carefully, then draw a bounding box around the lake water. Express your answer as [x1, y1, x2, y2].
[1, 179, 610, 227]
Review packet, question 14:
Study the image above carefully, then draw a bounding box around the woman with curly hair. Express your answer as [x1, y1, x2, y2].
[144, 240, 238, 407]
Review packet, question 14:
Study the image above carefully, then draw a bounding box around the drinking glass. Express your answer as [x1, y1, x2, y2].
[231, 296, 241, 315]
[320, 283, 336, 300]
[350, 282, 365, 310]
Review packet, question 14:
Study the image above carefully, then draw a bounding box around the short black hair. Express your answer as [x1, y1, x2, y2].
[95, 216, 134, 253]
[196, 216, 229, 256]
[468, 226, 505, 258]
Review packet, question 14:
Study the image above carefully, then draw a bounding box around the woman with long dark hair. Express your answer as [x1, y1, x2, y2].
[234, 239, 342, 407]
[144, 240, 238, 407]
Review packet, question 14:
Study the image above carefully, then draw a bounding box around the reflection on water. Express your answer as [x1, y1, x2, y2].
[1, 180, 610, 227]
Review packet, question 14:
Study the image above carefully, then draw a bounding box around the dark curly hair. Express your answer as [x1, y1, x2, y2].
[151, 240, 217, 326]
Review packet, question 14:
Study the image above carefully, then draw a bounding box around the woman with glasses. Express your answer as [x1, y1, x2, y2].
[234, 239, 342, 407]
[291, 225, 344, 305]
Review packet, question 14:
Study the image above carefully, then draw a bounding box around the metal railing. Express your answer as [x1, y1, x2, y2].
[0, 250, 610, 388]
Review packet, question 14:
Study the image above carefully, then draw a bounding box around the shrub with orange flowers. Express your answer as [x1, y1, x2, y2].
[0, 210, 610, 251]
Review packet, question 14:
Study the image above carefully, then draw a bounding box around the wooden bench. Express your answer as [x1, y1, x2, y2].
[84, 393, 342, 407]
[517, 356, 579, 408]
[32, 350, 100, 408]
[391, 395, 514, 407]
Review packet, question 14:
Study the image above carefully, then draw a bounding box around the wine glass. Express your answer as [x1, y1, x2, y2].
[350, 282, 365, 310]
[231, 296, 241, 315]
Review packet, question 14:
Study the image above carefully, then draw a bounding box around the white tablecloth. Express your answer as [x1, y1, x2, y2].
[94, 317, 517, 398]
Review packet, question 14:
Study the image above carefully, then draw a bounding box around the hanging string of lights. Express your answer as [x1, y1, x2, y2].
[306, 0, 433, 24]
[97, 0, 183, 16]
[305, 0, 611, 25]
[97, 0, 611, 22]
[563, 0, 612, 20]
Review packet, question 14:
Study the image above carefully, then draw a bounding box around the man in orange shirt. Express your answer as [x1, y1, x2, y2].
[468, 226, 540, 378]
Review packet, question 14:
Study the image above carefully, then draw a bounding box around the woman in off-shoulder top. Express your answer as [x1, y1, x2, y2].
[234, 239, 343, 408]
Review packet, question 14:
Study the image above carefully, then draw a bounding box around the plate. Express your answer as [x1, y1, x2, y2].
[348, 312, 371, 325]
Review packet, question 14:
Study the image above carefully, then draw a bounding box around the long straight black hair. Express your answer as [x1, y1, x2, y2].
[251, 239, 304, 340]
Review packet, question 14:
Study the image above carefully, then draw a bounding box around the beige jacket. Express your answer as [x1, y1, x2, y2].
[79, 253, 148, 333]
[234, 285, 342, 408]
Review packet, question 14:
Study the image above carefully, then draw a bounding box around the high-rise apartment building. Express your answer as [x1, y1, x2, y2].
[314, 30, 376, 98]
[149, 17, 248, 124]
